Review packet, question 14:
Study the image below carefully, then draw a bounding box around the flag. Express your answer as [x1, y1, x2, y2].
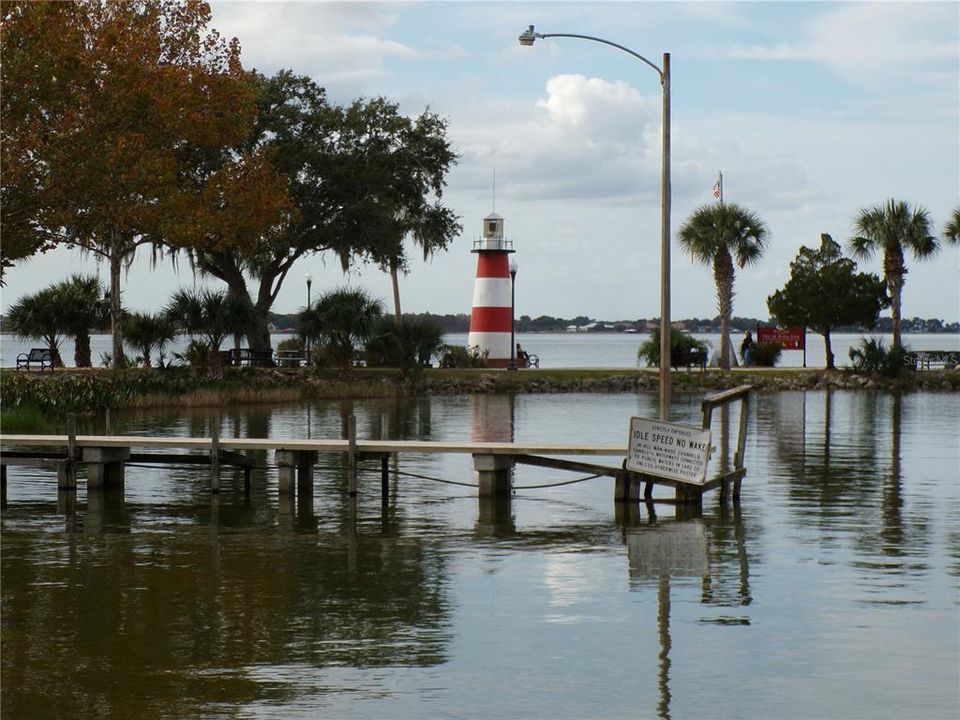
[712, 173, 722, 199]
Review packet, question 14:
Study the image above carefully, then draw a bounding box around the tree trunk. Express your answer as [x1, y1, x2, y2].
[201, 253, 272, 352]
[823, 330, 834, 370]
[390, 259, 402, 325]
[252, 271, 280, 353]
[884, 244, 905, 351]
[45, 336, 64, 368]
[889, 278, 903, 351]
[713, 250, 735, 370]
[110, 229, 124, 369]
[248, 299, 272, 352]
[75, 332, 92, 368]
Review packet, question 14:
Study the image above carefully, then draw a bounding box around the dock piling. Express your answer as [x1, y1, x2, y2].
[473, 454, 514, 497]
[211, 421, 221, 494]
[83, 446, 129, 491]
[58, 416, 78, 491]
[614, 462, 642, 503]
[347, 415, 357, 497]
[380, 413, 389, 505]
[276, 449, 317, 495]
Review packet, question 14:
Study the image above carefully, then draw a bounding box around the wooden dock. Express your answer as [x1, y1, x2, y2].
[0, 434, 626, 455]
[0, 433, 633, 500]
[1, 386, 752, 508]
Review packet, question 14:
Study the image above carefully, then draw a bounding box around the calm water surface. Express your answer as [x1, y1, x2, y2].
[2, 391, 959, 719]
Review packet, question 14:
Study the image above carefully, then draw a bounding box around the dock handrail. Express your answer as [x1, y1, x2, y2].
[701, 384, 753, 412]
[699, 384, 753, 497]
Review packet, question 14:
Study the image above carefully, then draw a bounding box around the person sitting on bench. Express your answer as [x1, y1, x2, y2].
[516, 343, 530, 367]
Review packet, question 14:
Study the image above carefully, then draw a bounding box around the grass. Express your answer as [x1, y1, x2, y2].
[0, 405, 53, 433]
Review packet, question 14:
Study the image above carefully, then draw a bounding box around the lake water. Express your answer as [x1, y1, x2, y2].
[2, 331, 958, 368]
[2, 390, 958, 719]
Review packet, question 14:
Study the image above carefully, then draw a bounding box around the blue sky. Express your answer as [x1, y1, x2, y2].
[3, 1, 958, 323]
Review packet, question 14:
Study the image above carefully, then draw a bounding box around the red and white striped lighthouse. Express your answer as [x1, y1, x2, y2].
[468, 213, 515, 368]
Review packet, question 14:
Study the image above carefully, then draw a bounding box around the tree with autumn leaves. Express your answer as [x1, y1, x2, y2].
[2, 3, 460, 360]
[1, 0, 291, 367]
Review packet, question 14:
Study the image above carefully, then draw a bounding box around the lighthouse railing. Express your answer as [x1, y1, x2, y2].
[472, 238, 514, 252]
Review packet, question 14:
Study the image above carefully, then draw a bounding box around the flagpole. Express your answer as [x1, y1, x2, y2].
[718, 171, 723, 205]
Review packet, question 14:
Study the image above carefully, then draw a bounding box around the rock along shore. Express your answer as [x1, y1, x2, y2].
[414, 367, 960, 395]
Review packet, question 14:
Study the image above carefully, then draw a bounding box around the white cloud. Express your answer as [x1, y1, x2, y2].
[448, 74, 661, 204]
[211, 1, 417, 95]
[721, 2, 958, 87]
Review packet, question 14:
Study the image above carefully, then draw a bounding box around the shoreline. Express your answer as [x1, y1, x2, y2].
[2, 366, 957, 416]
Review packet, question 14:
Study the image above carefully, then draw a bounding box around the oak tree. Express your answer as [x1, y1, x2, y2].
[177, 72, 459, 350]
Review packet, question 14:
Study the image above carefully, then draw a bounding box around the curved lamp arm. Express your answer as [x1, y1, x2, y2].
[519, 26, 663, 79]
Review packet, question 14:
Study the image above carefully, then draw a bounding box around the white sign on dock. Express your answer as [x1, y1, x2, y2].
[626, 417, 712, 486]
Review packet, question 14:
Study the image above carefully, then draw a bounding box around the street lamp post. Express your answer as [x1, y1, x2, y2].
[519, 25, 671, 420]
[508, 259, 519, 371]
[305, 272, 312, 364]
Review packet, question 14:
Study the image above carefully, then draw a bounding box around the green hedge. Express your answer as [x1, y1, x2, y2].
[0, 367, 308, 414]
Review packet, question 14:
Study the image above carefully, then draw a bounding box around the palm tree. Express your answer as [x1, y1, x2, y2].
[5, 288, 66, 367]
[677, 203, 770, 369]
[365, 314, 446, 372]
[124, 311, 179, 367]
[944, 206, 960, 245]
[51, 274, 109, 367]
[300, 287, 383, 372]
[849, 199, 941, 350]
[164, 288, 255, 354]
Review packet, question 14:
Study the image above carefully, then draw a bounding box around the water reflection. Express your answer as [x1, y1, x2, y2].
[475, 497, 517, 538]
[764, 391, 935, 605]
[1, 498, 453, 719]
[626, 503, 754, 719]
[3, 391, 958, 719]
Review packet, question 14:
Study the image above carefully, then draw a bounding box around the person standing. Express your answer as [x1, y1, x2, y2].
[740, 331, 755, 367]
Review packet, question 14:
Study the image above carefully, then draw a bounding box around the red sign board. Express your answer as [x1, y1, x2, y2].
[757, 326, 805, 350]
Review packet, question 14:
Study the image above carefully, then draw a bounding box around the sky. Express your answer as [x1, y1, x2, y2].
[2, 0, 958, 324]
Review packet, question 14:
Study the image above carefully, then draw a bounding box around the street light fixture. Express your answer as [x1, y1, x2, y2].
[518, 25, 672, 420]
[305, 272, 313, 363]
[508, 259, 519, 371]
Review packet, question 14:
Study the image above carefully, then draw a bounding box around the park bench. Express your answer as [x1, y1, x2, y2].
[275, 349, 307, 367]
[16, 348, 54, 371]
[671, 347, 707, 371]
[225, 348, 275, 368]
[904, 350, 959, 370]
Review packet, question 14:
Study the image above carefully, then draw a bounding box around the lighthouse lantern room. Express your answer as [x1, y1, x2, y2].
[467, 213, 515, 368]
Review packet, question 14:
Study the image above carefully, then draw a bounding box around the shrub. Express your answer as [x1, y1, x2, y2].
[365, 316, 446, 373]
[637, 328, 708, 367]
[276, 337, 303, 353]
[438, 344, 488, 368]
[848, 338, 910, 378]
[751, 341, 783, 367]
